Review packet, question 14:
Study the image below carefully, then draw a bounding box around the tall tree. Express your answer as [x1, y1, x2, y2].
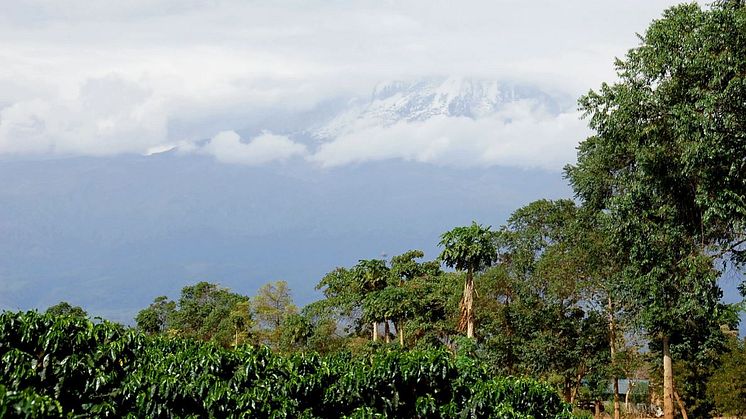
[707, 334, 746, 416]
[317, 257, 439, 344]
[315, 267, 360, 329]
[439, 222, 497, 339]
[229, 300, 253, 347]
[45, 301, 87, 319]
[352, 259, 390, 342]
[277, 301, 342, 354]
[566, 3, 746, 417]
[492, 200, 614, 405]
[388, 250, 441, 345]
[170, 281, 251, 347]
[135, 296, 176, 334]
[253, 280, 297, 347]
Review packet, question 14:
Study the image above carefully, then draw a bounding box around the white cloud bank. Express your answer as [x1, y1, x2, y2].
[0, 0, 687, 168]
[153, 100, 589, 171]
[200, 131, 308, 165]
[309, 102, 589, 170]
[0, 75, 167, 156]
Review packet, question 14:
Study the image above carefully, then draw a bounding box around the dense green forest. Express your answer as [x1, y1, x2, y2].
[2, 2, 746, 418]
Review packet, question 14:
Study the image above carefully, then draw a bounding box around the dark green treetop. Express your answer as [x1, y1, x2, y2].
[438, 222, 497, 274]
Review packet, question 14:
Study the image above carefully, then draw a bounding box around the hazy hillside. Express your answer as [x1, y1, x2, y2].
[0, 153, 571, 323]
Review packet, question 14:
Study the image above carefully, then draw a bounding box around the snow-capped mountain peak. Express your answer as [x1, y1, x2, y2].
[311, 77, 563, 140]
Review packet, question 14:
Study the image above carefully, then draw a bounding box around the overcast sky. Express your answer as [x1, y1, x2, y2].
[0, 0, 689, 167]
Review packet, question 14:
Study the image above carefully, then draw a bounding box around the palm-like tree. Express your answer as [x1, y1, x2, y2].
[352, 259, 390, 341]
[438, 222, 497, 338]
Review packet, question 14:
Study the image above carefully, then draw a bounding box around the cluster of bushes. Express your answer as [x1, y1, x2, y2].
[0, 311, 572, 418]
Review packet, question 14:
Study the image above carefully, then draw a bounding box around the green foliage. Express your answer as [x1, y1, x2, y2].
[352, 259, 390, 293]
[316, 260, 390, 329]
[136, 282, 253, 348]
[565, 0, 746, 334]
[0, 310, 573, 418]
[0, 311, 140, 417]
[439, 222, 497, 338]
[707, 335, 746, 416]
[316, 251, 451, 346]
[565, 2, 746, 414]
[399, 272, 461, 347]
[438, 222, 497, 274]
[173, 282, 251, 344]
[477, 200, 613, 403]
[135, 296, 175, 334]
[277, 302, 344, 355]
[44, 301, 87, 319]
[253, 280, 297, 348]
[390, 250, 441, 285]
[0, 384, 64, 418]
[316, 267, 359, 319]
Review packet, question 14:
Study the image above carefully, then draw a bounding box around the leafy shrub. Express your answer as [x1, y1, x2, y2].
[0, 311, 573, 418]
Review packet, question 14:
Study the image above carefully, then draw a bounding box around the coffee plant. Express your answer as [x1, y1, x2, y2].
[0, 311, 573, 418]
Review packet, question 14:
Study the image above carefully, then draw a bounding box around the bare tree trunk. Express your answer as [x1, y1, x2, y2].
[459, 269, 475, 338]
[384, 319, 391, 343]
[608, 296, 621, 419]
[563, 384, 573, 404]
[674, 388, 688, 419]
[569, 368, 585, 404]
[625, 385, 630, 412]
[594, 401, 602, 419]
[372, 322, 378, 342]
[663, 335, 674, 419]
[398, 320, 404, 346]
[561, 372, 583, 404]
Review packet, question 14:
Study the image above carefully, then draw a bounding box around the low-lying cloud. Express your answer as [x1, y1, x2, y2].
[0, 75, 167, 156]
[0, 0, 682, 169]
[178, 101, 589, 171]
[0, 82, 588, 170]
[200, 130, 308, 165]
[309, 102, 589, 170]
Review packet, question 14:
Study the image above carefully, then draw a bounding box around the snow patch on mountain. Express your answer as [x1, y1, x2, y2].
[309, 77, 565, 140]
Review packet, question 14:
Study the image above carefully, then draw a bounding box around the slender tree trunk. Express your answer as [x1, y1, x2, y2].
[460, 269, 475, 338]
[594, 401, 602, 419]
[563, 384, 573, 404]
[569, 368, 585, 404]
[384, 319, 391, 343]
[398, 320, 404, 346]
[674, 388, 688, 419]
[372, 322, 378, 342]
[625, 384, 630, 412]
[662, 335, 674, 419]
[235, 328, 239, 348]
[608, 296, 620, 419]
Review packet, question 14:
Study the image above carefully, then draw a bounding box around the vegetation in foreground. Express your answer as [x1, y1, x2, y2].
[0, 311, 572, 418]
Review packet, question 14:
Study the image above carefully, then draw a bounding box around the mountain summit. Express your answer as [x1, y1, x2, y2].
[310, 77, 564, 140]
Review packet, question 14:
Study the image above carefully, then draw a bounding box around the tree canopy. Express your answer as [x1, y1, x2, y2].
[565, 2, 746, 417]
[439, 222, 497, 338]
[45, 301, 88, 319]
